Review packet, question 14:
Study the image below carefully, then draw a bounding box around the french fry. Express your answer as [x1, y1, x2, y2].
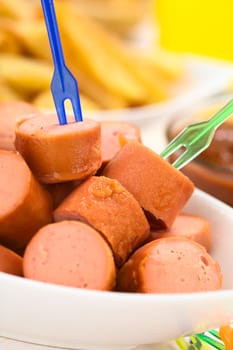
[34, 88, 99, 112]
[33, 89, 55, 111]
[79, 93, 100, 111]
[0, 54, 52, 98]
[2, 19, 51, 60]
[118, 49, 174, 103]
[0, 27, 22, 54]
[121, 47, 170, 104]
[140, 48, 185, 82]
[56, 1, 173, 105]
[0, 0, 38, 20]
[0, 79, 20, 101]
[68, 0, 150, 37]
[56, 1, 147, 105]
[0, 0, 185, 112]
[63, 59, 129, 110]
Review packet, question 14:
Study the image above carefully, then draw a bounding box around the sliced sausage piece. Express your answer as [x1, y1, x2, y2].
[23, 221, 116, 291]
[0, 101, 38, 151]
[117, 237, 222, 293]
[148, 214, 212, 252]
[102, 141, 195, 229]
[0, 245, 23, 276]
[0, 150, 53, 252]
[54, 176, 150, 266]
[15, 113, 102, 183]
[100, 121, 141, 166]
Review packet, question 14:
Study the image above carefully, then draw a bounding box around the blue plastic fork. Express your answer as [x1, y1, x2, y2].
[40, 0, 83, 125]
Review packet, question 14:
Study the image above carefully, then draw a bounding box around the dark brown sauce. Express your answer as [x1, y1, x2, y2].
[167, 120, 233, 206]
[199, 124, 233, 170]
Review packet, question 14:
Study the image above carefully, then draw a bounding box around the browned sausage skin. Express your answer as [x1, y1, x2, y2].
[0, 150, 53, 252]
[117, 237, 222, 293]
[0, 245, 23, 276]
[15, 113, 102, 183]
[54, 176, 150, 266]
[148, 214, 212, 252]
[103, 141, 195, 229]
[23, 221, 116, 291]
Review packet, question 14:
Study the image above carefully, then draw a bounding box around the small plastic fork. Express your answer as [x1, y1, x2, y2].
[160, 98, 233, 170]
[40, 0, 83, 125]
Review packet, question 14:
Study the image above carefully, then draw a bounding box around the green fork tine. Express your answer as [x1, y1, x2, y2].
[160, 98, 233, 170]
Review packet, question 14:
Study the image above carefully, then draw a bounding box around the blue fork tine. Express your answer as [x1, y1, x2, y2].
[40, 0, 83, 125]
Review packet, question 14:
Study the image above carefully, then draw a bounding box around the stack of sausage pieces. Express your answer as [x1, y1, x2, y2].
[0, 103, 222, 293]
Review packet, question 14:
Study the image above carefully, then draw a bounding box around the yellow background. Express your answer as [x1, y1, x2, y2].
[154, 0, 233, 61]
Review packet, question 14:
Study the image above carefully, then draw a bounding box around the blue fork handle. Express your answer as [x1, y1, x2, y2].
[41, 0, 65, 87]
[40, 0, 83, 125]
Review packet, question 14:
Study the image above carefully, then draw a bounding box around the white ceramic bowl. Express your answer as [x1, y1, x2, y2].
[1, 189, 233, 350]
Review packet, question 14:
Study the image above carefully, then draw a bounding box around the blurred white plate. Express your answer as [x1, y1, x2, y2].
[87, 55, 233, 126]
[1, 190, 233, 350]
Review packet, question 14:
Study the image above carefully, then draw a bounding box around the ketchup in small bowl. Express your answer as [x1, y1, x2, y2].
[166, 94, 233, 207]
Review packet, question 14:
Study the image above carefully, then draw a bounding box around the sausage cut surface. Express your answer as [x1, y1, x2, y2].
[54, 176, 150, 266]
[23, 221, 116, 290]
[117, 237, 222, 293]
[15, 114, 102, 183]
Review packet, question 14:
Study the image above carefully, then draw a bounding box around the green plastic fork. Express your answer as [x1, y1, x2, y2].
[160, 98, 233, 170]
